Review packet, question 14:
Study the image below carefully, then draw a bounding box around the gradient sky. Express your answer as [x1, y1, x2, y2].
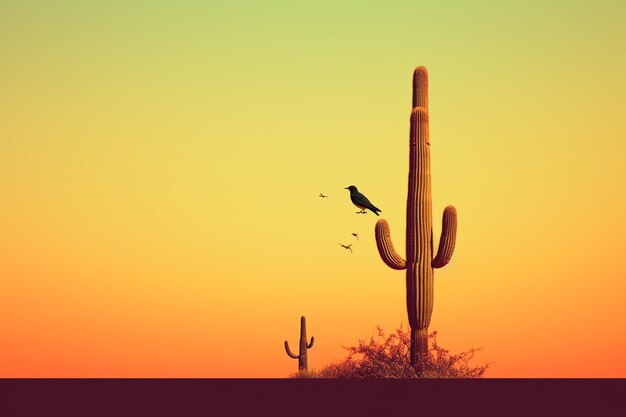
[1, 0, 625, 377]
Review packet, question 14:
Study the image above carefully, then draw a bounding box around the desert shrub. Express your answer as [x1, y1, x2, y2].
[292, 325, 488, 378]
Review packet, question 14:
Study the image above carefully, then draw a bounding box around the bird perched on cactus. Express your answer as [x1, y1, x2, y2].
[345, 185, 381, 216]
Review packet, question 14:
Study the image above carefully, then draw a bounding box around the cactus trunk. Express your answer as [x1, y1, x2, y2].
[411, 328, 429, 373]
[406, 106, 434, 369]
[297, 316, 309, 371]
[375, 67, 457, 374]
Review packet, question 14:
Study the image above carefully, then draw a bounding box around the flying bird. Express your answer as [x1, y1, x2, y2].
[351, 232, 359, 241]
[319, 193, 329, 198]
[344, 185, 381, 216]
[338, 243, 353, 254]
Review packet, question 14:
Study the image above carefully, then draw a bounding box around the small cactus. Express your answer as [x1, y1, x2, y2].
[375, 66, 457, 374]
[284, 316, 314, 372]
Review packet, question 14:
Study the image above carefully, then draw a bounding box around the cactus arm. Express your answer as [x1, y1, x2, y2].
[307, 337, 314, 349]
[432, 205, 457, 269]
[284, 341, 299, 359]
[375, 219, 407, 270]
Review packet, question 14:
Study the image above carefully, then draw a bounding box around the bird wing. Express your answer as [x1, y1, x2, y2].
[353, 192, 380, 212]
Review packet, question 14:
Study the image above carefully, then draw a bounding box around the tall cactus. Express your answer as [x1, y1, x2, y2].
[284, 316, 314, 372]
[375, 66, 457, 373]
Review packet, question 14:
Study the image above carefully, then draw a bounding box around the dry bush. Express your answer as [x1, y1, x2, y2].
[292, 325, 488, 378]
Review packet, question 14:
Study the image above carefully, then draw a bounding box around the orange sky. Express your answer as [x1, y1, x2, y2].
[1, 1, 625, 377]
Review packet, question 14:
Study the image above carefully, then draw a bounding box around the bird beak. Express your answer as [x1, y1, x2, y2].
[344, 187, 348, 189]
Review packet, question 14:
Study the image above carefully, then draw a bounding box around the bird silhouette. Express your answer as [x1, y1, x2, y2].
[319, 193, 329, 198]
[338, 243, 353, 254]
[351, 232, 359, 241]
[345, 185, 381, 216]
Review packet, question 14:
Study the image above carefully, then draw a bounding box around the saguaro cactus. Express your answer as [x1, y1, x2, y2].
[284, 316, 314, 372]
[375, 66, 457, 373]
